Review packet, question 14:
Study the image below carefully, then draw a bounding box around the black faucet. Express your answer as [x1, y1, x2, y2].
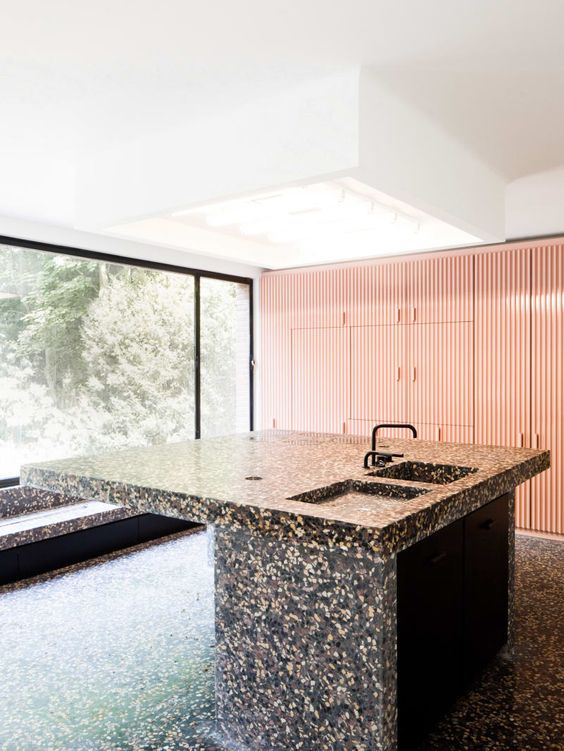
[363, 423, 418, 469]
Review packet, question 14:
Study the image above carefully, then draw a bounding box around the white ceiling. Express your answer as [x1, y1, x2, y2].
[2, 0, 564, 266]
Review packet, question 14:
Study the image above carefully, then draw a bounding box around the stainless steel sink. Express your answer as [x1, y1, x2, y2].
[367, 460, 477, 485]
[287, 479, 430, 505]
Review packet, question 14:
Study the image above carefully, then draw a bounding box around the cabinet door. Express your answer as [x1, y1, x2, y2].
[408, 253, 474, 324]
[348, 262, 408, 325]
[409, 322, 474, 428]
[463, 494, 509, 684]
[290, 267, 348, 329]
[397, 519, 464, 746]
[291, 328, 348, 434]
[260, 273, 293, 429]
[474, 248, 532, 528]
[531, 244, 564, 535]
[350, 325, 409, 423]
[414, 423, 474, 444]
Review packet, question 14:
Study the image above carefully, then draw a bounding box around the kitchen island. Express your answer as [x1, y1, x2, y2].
[21, 431, 549, 751]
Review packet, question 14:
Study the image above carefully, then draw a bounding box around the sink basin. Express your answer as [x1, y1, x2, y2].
[287, 479, 429, 505]
[367, 460, 477, 485]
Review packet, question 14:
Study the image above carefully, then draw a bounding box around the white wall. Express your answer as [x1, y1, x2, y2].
[506, 167, 564, 239]
[356, 71, 506, 242]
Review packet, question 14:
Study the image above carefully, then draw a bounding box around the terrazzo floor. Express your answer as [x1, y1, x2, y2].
[0, 530, 562, 751]
[0, 529, 221, 751]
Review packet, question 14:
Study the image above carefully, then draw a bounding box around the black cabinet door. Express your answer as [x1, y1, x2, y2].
[463, 493, 509, 684]
[0, 547, 19, 585]
[397, 518, 464, 746]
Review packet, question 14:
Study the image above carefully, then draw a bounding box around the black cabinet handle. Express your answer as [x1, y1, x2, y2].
[428, 551, 447, 565]
[479, 518, 495, 530]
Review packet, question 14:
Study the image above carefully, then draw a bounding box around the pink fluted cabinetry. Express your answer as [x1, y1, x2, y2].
[348, 254, 474, 441]
[260, 243, 563, 536]
[530, 244, 564, 535]
[291, 327, 348, 434]
[260, 267, 349, 432]
[474, 248, 532, 528]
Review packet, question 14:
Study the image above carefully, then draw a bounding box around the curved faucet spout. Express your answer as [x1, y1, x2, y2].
[371, 423, 417, 452]
[366, 423, 417, 468]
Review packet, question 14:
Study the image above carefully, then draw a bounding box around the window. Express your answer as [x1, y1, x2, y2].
[0, 239, 253, 484]
[200, 277, 251, 438]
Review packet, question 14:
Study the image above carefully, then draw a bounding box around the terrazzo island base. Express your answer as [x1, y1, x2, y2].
[21, 431, 550, 751]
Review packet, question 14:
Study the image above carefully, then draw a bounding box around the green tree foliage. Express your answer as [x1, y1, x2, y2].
[0, 246, 245, 477]
[78, 269, 195, 450]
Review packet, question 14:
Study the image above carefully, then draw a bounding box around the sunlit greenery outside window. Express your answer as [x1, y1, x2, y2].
[0, 243, 252, 481]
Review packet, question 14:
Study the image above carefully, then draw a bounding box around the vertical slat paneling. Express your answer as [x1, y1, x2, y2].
[410, 322, 474, 427]
[474, 248, 531, 528]
[531, 244, 564, 535]
[260, 272, 293, 429]
[413, 423, 474, 444]
[291, 267, 347, 328]
[291, 328, 347, 433]
[262, 242, 561, 537]
[348, 261, 407, 325]
[408, 253, 474, 323]
[350, 325, 409, 423]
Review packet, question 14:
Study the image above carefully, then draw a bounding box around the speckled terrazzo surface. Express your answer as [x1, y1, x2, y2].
[0, 486, 77, 518]
[0, 529, 220, 751]
[214, 525, 398, 750]
[0, 486, 134, 550]
[0, 531, 561, 751]
[21, 431, 549, 557]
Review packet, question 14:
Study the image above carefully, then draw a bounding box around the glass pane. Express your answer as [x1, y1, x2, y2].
[0, 244, 195, 480]
[200, 277, 250, 438]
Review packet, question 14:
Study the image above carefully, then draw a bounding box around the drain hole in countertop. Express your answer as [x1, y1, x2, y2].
[245, 476, 263, 481]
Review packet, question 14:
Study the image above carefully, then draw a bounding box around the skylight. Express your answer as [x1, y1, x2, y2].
[107, 178, 482, 269]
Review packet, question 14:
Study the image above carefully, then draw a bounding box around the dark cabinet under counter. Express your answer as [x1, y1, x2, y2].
[464, 493, 510, 682]
[397, 493, 510, 748]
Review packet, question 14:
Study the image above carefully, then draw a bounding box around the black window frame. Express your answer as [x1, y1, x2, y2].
[0, 234, 254, 487]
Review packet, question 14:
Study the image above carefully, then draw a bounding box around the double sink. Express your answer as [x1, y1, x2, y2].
[288, 461, 478, 507]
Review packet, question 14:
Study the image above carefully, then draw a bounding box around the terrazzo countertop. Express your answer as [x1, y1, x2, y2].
[21, 431, 549, 557]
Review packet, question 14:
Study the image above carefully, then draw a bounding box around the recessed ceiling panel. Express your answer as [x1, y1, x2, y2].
[107, 178, 482, 269]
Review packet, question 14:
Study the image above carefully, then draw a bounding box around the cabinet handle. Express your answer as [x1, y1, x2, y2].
[519, 432, 524, 447]
[396, 366, 401, 382]
[396, 307, 401, 323]
[412, 306, 417, 322]
[480, 518, 495, 530]
[535, 433, 540, 448]
[428, 551, 447, 565]
[412, 366, 416, 382]
[437, 426, 442, 441]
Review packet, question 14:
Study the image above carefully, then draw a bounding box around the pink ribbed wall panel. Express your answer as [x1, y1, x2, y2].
[350, 325, 409, 423]
[410, 322, 474, 427]
[408, 254, 474, 323]
[348, 262, 406, 325]
[260, 242, 563, 536]
[474, 248, 532, 528]
[531, 244, 564, 535]
[347, 420, 474, 444]
[347, 420, 415, 439]
[290, 267, 348, 328]
[260, 272, 293, 429]
[291, 328, 347, 434]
